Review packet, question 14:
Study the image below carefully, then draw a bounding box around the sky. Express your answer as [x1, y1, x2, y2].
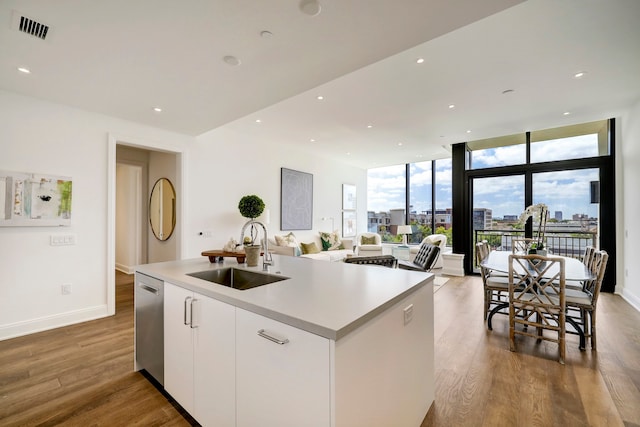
[367, 134, 601, 220]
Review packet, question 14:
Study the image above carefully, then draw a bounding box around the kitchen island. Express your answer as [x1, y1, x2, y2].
[135, 254, 434, 427]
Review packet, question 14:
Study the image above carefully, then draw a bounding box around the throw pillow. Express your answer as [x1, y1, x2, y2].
[361, 235, 377, 245]
[275, 232, 298, 247]
[425, 236, 438, 246]
[300, 242, 320, 254]
[319, 230, 344, 251]
[274, 232, 301, 256]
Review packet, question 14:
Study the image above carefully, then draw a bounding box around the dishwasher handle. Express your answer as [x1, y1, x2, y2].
[138, 283, 159, 295]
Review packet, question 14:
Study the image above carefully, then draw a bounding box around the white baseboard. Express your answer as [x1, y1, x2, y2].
[619, 288, 640, 313]
[115, 262, 134, 274]
[0, 305, 110, 341]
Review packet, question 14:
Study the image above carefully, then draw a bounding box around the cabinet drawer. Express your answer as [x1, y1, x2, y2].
[236, 308, 331, 427]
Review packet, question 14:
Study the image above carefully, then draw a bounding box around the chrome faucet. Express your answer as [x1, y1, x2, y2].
[240, 219, 273, 270]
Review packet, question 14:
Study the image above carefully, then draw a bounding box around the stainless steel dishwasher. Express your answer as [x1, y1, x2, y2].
[135, 272, 164, 386]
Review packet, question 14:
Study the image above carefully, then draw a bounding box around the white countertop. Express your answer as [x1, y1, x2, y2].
[135, 255, 433, 340]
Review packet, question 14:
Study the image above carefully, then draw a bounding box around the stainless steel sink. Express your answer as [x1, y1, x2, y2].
[187, 268, 289, 290]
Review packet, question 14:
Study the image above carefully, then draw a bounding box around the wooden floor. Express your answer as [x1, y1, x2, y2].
[1, 272, 639, 426]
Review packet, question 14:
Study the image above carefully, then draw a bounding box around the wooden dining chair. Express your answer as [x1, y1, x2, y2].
[565, 249, 608, 350]
[567, 246, 596, 290]
[508, 254, 567, 364]
[511, 237, 536, 254]
[476, 242, 509, 321]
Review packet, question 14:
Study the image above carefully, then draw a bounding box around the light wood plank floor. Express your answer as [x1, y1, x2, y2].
[0, 272, 638, 426]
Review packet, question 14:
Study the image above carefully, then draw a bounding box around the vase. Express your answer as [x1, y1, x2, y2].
[244, 245, 261, 267]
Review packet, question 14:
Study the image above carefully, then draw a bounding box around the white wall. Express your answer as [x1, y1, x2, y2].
[185, 126, 367, 258]
[0, 90, 193, 340]
[0, 89, 367, 340]
[619, 97, 640, 310]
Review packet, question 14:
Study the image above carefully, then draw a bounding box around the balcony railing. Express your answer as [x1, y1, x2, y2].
[474, 229, 597, 268]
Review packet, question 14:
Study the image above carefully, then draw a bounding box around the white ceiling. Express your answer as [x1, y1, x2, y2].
[1, 0, 639, 169]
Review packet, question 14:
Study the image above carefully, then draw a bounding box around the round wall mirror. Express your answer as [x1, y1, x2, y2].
[149, 178, 176, 241]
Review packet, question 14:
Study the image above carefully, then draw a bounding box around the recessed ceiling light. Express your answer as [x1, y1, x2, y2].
[346, 152, 351, 155]
[448, 104, 455, 109]
[574, 71, 586, 78]
[310, 138, 316, 142]
[316, 95, 324, 100]
[153, 107, 162, 113]
[17, 67, 31, 74]
[416, 154, 423, 158]
[260, 30, 273, 39]
[255, 119, 262, 123]
[416, 58, 425, 64]
[563, 111, 571, 116]
[367, 124, 373, 129]
[223, 55, 241, 66]
[466, 130, 472, 133]
[398, 142, 403, 146]
[502, 89, 515, 94]
[299, 0, 322, 16]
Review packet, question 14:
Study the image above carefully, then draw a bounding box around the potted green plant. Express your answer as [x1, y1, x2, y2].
[238, 195, 265, 266]
[238, 195, 265, 221]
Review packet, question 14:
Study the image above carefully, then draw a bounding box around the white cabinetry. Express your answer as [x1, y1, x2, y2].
[236, 308, 331, 427]
[164, 282, 235, 426]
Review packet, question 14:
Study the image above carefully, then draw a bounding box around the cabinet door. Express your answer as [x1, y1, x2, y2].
[236, 308, 331, 427]
[164, 282, 195, 415]
[193, 294, 236, 426]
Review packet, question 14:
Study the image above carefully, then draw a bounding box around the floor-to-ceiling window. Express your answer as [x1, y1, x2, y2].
[366, 164, 406, 242]
[453, 118, 616, 291]
[368, 159, 452, 245]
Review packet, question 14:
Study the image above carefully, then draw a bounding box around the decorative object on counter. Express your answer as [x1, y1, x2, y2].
[281, 168, 313, 230]
[238, 194, 265, 243]
[518, 203, 548, 253]
[238, 194, 273, 269]
[223, 237, 240, 252]
[244, 244, 261, 267]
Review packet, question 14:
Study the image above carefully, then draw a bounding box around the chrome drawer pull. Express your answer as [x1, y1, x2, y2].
[257, 329, 289, 345]
[184, 297, 192, 326]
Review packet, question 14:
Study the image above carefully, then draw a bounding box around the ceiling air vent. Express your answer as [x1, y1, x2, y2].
[11, 11, 50, 40]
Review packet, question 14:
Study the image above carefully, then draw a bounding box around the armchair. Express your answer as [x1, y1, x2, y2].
[355, 232, 382, 256]
[410, 234, 447, 268]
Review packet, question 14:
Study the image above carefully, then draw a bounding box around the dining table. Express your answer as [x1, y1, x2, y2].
[481, 250, 594, 281]
[481, 250, 594, 350]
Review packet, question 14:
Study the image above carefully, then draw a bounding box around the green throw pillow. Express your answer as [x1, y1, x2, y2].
[301, 242, 320, 254]
[319, 231, 344, 251]
[361, 235, 377, 245]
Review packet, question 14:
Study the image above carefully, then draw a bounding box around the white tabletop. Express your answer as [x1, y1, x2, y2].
[481, 250, 594, 282]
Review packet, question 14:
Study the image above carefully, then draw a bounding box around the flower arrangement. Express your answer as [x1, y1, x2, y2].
[519, 203, 548, 250]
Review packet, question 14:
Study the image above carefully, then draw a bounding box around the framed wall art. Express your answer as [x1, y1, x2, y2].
[342, 210, 357, 237]
[280, 168, 313, 230]
[342, 184, 356, 210]
[0, 170, 72, 226]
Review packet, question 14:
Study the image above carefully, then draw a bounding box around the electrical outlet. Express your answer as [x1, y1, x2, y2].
[62, 283, 72, 295]
[403, 304, 414, 325]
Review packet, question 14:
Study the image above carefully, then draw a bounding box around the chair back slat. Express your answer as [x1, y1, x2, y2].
[508, 253, 566, 363]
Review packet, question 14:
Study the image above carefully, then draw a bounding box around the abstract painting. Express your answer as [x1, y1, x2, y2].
[0, 170, 72, 226]
[281, 168, 313, 230]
